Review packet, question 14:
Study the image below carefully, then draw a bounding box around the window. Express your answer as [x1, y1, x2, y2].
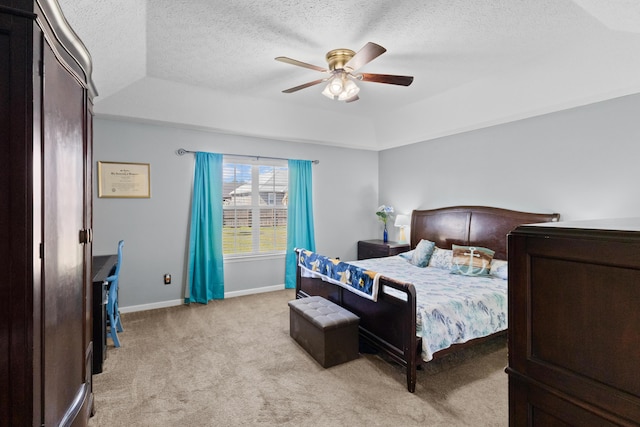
[222, 156, 288, 256]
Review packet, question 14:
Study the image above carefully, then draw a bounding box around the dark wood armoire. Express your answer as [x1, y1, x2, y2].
[507, 218, 640, 426]
[0, 0, 97, 425]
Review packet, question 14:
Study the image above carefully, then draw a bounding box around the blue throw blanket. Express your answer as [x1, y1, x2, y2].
[297, 249, 380, 301]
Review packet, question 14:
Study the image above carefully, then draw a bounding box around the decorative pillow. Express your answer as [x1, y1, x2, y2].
[490, 259, 508, 280]
[409, 239, 435, 267]
[398, 249, 414, 260]
[428, 247, 453, 270]
[450, 244, 495, 276]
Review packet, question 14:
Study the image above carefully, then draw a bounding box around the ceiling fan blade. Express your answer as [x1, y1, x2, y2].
[282, 78, 327, 93]
[344, 42, 386, 72]
[359, 73, 414, 86]
[275, 56, 328, 73]
[345, 95, 359, 103]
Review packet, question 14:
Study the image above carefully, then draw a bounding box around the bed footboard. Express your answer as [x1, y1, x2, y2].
[296, 262, 419, 392]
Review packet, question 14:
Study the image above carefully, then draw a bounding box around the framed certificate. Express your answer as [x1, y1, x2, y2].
[97, 161, 151, 198]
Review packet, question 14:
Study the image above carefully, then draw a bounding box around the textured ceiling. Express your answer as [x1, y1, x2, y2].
[58, 0, 640, 150]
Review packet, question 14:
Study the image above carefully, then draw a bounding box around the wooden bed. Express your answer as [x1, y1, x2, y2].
[296, 205, 560, 392]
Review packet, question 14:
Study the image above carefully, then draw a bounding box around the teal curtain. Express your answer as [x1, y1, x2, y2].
[186, 152, 225, 303]
[285, 160, 316, 289]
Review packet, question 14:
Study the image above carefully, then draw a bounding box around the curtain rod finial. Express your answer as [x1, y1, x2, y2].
[176, 148, 188, 156]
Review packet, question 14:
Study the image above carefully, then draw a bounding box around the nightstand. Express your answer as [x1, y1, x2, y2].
[357, 240, 410, 260]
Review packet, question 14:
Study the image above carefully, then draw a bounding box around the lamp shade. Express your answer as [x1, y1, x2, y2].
[394, 214, 410, 227]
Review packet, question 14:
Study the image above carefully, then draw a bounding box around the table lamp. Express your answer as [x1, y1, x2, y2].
[394, 214, 410, 244]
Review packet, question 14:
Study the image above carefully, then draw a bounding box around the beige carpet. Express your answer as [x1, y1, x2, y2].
[89, 289, 508, 426]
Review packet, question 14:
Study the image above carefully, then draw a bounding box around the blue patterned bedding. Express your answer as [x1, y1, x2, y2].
[349, 255, 507, 361]
[298, 249, 380, 301]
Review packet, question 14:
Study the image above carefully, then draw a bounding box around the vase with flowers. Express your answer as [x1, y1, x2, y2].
[376, 205, 394, 243]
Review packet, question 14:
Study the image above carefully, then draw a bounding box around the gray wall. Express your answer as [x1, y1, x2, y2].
[93, 119, 379, 310]
[95, 91, 640, 310]
[379, 92, 640, 242]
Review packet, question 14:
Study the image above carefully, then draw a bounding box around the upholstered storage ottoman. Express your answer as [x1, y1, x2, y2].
[288, 296, 360, 368]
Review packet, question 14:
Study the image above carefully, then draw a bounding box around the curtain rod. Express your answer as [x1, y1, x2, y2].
[175, 148, 319, 164]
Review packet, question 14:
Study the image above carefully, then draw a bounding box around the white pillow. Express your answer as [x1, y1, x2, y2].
[428, 247, 453, 269]
[489, 259, 508, 280]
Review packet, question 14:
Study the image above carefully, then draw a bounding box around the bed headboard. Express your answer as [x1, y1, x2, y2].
[410, 206, 560, 260]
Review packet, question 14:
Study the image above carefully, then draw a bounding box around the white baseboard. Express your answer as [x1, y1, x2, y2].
[119, 284, 286, 314]
[224, 284, 284, 299]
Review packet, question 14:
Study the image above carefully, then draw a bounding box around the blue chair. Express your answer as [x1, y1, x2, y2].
[105, 240, 124, 347]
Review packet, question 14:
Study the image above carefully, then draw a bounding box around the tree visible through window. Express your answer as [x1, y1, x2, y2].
[222, 156, 288, 256]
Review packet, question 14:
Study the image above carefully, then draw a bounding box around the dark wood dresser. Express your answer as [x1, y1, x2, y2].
[507, 218, 640, 426]
[357, 239, 410, 260]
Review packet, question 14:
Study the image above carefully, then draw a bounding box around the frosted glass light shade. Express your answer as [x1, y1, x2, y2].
[338, 79, 360, 101]
[321, 84, 336, 99]
[328, 76, 344, 95]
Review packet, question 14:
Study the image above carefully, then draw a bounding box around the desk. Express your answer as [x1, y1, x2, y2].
[92, 254, 117, 374]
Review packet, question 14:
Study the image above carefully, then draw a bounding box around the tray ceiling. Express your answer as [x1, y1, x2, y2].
[58, 0, 640, 150]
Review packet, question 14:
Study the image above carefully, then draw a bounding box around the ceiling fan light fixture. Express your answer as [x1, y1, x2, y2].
[277, 42, 413, 103]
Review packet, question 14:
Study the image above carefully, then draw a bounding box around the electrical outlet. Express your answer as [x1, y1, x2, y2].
[164, 274, 171, 285]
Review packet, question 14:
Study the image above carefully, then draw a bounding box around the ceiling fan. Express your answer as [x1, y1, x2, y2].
[275, 42, 413, 103]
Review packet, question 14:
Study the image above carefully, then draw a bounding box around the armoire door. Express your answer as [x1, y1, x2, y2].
[0, 9, 33, 425]
[42, 39, 91, 426]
